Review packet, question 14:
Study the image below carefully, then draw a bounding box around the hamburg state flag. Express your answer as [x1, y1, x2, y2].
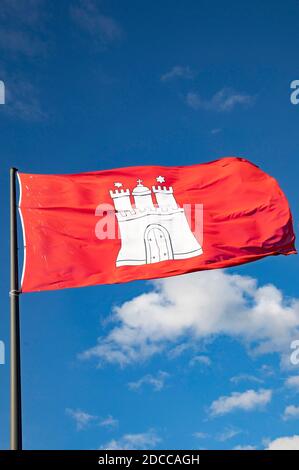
[17, 157, 296, 292]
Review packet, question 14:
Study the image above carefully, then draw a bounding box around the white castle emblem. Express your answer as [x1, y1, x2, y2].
[110, 176, 203, 267]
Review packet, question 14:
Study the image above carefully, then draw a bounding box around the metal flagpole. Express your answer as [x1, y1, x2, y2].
[10, 167, 22, 450]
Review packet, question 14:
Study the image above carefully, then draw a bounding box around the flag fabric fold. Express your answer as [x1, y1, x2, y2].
[18, 157, 296, 292]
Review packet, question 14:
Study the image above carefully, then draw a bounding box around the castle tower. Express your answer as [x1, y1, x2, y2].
[152, 185, 178, 209]
[110, 187, 132, 211]
[132, 180, 155, 210]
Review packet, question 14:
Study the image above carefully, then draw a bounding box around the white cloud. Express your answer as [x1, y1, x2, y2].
[66, 408, 97, 430]
[66, 409, 118, 430]
[128, 371, 169, 392]
[230, 374, 264, 385]
[0, 0, 44, 25]
[209, 389, 272, 416]
[99, 415, 118, 428]
[211, 128, 222, 134]
[101, 430, 160, 450]
[259, 364, 275, 377]
[189, 355, 211, 367]
[194, 428, 243, 444]
[0, 68, 47, 121]
[186, 88, 255, 112]
[70, 0, 122, 45]
[285, 375, 299, 392]
[7, 82, 46, 121]
[234, 444, 256, 450]
[79, 270, 299, 368]
[193, 432, 209, 439]
[216, 427, 241, 442]
[0, 29, 44, 56]
[167, 343, 191, 358]
[160, 66, 195, 82]
[283, 405, 299, 420]
[266, 435, 299, 450]
[0, 0, 47, 57]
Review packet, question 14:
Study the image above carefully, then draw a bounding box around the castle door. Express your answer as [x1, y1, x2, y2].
[144, 224, 174, 264]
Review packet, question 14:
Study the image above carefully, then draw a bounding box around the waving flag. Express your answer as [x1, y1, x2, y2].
[17, 157, 296, 292]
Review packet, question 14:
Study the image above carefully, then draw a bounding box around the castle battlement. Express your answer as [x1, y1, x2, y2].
[109, 179, 180, 212]
[152, 186, 173, 194]
[109, 188, 130, 198]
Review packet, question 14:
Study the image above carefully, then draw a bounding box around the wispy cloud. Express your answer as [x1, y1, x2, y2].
[99, 415, 118, 428]
[66, 408, 97, 430]
[209, 389, 272, 417]
[230, 374, 264, 385]
[283, 405, 299, 420]
[0, 0, 44, 25]
[168, 343, 191, 359]
[259, 364, 275, 378]
[234, 444, 256, 450]
[189, 355, 211, 367]
[79, 270, 299, 368]
[216, 427, 242, 442]
[285, 375, 299, 392]
[194, 428, 242, 443]
[66, 408, 118, 430]
[160, 66, 195, 82]
[0, 72, 47, 121]
[265, 435, 299, 450]
[211, 128, 222, 135]
[70, 0, 123, 46]
[0, 2, 47, 120]
[0, 0, 47, 57]
[186, 88, 255, 112]
[100, 430, 160, 450]
[128, 371, 169, 392]
[0, 29, 45, 56]
[193, 431, 209, 439]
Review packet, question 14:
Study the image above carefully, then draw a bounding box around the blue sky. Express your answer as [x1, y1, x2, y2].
[0, 0, 299, 450]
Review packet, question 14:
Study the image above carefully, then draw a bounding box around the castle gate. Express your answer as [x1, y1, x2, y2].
[144, 224, 174, 264]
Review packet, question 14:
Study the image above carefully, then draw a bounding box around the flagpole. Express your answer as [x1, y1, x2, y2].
[10, 167, 22, 450]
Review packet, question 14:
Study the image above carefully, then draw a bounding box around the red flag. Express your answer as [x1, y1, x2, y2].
[18, 157, 296, 292]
